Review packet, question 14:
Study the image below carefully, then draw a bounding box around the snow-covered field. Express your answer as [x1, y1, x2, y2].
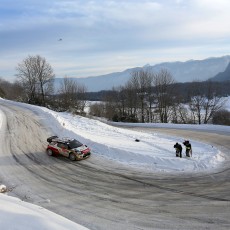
[0, 98, 230, 229]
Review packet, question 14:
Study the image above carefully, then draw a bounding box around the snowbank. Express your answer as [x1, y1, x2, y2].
[0, 193, 89, 230]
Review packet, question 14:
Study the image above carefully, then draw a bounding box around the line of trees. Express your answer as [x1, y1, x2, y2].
[89, 70, 228, 124]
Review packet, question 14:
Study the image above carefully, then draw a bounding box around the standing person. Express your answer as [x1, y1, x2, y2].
[174, 142, 182, 158]
[183, 140, 192, 157]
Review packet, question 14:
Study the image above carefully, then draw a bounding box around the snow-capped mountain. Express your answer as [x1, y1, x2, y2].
[54, 55, 230, 92]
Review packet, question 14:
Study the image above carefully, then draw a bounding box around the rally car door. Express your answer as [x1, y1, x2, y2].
[57, 143, 69, 157]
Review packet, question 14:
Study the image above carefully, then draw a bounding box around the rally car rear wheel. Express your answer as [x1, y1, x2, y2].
[69, 153, 76, 161]
[47, 149, 53, 156]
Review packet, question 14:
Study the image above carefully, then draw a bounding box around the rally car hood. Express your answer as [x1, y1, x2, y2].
[72, 145, 88, 152]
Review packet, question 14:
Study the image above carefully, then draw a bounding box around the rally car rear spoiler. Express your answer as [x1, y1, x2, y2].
[47, 136, 58, 143]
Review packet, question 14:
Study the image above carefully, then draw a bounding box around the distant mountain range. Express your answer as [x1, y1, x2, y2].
[209, 62, 230, 82]
[54, 55, 230, 92]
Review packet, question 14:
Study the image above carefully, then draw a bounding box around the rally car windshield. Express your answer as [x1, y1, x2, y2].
[68, 139, 83, 149]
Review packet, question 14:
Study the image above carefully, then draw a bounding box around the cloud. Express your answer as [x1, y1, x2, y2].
[1, 0, 230, 80]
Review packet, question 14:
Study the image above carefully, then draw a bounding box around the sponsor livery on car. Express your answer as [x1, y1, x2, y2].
[46, 136, 91, 161]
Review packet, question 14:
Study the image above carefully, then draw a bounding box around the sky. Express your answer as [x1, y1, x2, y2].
[1, 0, 230, 81]
[0, 97, 229, 229]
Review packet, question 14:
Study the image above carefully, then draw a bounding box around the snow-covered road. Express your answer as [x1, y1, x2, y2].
[0, 99, 230, 230]
[0, 99, 226, 174]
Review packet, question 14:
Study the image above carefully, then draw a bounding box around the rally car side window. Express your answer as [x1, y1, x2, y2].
[57, 143, 67, 149]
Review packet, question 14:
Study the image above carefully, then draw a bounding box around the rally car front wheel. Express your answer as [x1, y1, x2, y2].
[69, 153, 76, 161]
[47, 149, 53, 156]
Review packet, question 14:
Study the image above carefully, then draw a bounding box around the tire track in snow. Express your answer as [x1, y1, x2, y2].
[1, 100, 230, 230]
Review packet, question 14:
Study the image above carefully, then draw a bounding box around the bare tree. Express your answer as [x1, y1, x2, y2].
[89, 102, 105, 117]
[0, 78, 24, 100]
[0, 78, 6, 97]
[213, 109, 230, 126]
[59, 76, 87, 114]
[128, 70, 154, 123]
[76, 84, 87, 113]
[188, 81, 225, 124]
[122, 81, 138, 119]
[103, 87, 122, 120]
[203, 81, 225, 124]
[16, 55, 55, 105]
[145, 73, 155, 122]
[16, 56, 37, 103]
[153, 69, 175, 123]
[34, 55, 55, 105]
[189, 95, 204, 124]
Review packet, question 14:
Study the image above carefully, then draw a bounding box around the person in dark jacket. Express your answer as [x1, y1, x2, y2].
[183, 140, 192, 157]
[174, 142, 182, 158]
